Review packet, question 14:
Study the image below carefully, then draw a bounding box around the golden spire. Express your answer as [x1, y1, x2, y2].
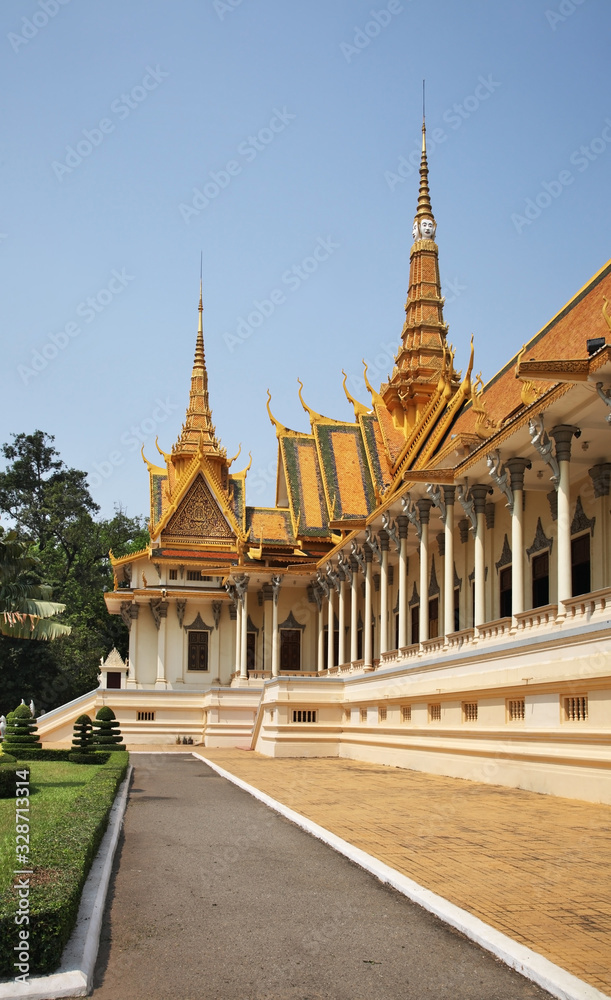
[414, 85, 435, 228]
[173, 275, 220, 458]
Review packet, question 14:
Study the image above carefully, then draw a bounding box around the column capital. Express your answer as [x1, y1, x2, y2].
[505, 457, 532, 493]
[364, 545, 373, 564]
[378, 530, 389, 551]
[550, 424, 581, 463]
[397, 514, 409, 538]
[442, 485, 456, 505]
[416, 497, 433, 524]
[588, 462, 611, 498]
[469, 483, 492, 515]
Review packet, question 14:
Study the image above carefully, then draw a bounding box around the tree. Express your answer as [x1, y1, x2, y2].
[0, 528, 71, 641]
[0, 431, 149, 714]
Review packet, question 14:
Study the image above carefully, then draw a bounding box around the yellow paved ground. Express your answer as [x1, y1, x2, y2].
[195, 748, 611, 996]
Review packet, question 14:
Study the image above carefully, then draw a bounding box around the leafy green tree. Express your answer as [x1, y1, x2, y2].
[0, 528, 71, 640]
[0, 431, 148, 714]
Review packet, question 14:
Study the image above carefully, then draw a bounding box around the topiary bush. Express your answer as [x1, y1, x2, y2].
[71, 714, 93, 752]
[2, 705, 41, 753]
[90, 706, 126, 751]
[0, 763, 30, 797]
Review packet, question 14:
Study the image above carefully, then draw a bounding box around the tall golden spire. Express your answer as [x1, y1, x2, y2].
[414, 115, 435, 226]
[173, 277, 222, 459]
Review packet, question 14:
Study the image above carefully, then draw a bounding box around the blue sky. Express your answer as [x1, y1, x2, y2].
[2, 0, 610, 519]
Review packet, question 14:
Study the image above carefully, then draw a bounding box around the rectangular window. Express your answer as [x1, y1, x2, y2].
[571, 534, 591, 597]
[292, 710, 317, 723]
[188, 630, 209, 671]
[360, 708, 368, 723]
[429, 703, 441, 722]
[411, 605, 419, 644]
[463, 702, 478, 722]
[169, 569, 178, 581]
[454, 588, 460, 632]
[280, 629, 301, 670]
[187, 569, 202, 581]
[246, 632, 256, 671]
[378, 706, 387, 723]
[500, 566, 512, 618]
[357, 627, 363, 660]
[429, 597, 439, 639]
[401, 705, 412, 723]
[106, 671, 121, 689]
[394, 612, 400, 651]
[532, 551, 549, 607]
[507, 698, 525, 721]
[137, 710, 155, 721]
[564, 696, 588, 722]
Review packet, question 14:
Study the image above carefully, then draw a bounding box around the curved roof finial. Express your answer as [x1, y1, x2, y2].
[362, 359, 383, 405]
[266, 389, 285, 438]
[297, 378, 325, 423]
[341, 370, 371, 417]
[228, 443, 242, 467]
[155, 437, 172, 463]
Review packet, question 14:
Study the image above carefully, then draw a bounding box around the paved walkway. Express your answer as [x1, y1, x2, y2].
[196, 748, 611, 997]
[92, 753, 553, 1000]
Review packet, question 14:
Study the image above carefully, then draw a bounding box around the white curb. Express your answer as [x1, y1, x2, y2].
[195, 754, 610, 1000]
[0, 765, 133, 1000]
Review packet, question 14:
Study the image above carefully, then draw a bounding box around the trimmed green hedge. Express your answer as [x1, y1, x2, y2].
[0, 754, 129, 975]
[68, 752, 111, 765]
[0, 763, 31, 797]
[8, 749, 74, 762]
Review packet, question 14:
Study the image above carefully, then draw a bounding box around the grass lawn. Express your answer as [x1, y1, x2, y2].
[0, 761, 104, 889]
[0, 755, 128, 976]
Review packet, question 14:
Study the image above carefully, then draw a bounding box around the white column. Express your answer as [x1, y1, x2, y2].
[155, 601, 168, 689]
[338, 577, 346, 666]
[417, 499, 432, 642]
[271, 576, 281, 676]
[470, 485, 489, 628]
[443, 488, 455, 637]
[127, 604, 139, 688]
[235, 601, 242, 675]
[364, 549, 373, 669]
[240, 586, 248, 679]
[317, 600, 325, 672]
[551, 426, 579, 608]
[327, 584, 335, 671]
[506, 459, 530, 617]
[379, 534, 389, 655]
[397, 516, 408, 648]
[350, 558, 359, 663]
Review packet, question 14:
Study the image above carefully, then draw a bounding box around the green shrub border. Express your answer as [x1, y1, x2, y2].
[67, 752, 111, 765]
[0, 753, 129, 976]
[0, 764, 31, 798]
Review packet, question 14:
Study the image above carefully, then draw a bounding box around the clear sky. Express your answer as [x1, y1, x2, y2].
[2, 0, 610, 520]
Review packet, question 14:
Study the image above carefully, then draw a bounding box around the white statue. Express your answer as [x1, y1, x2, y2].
[420, 217, 435, 238]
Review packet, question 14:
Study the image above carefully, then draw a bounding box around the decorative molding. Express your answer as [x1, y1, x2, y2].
[149, 599, 168, 630]
[350, 541, 366, 574]
[278, 610, 306, 631]
[338, 551, 353, 583]
[183, 611, 213, 632]
[571, 496, 595, 537]
[381, 512, 401, 554]
[588, 463, 611, 498]
[546, 490, 558, 522]
[401, 494, 422, 541]
[316, 570, 330, 599]
[526, 517, 553, 560]
[426, 483, 446, 523]
[453, 564, 462, 591]
[246, 614, 259, 634]
[457, 485, 477, 532]
[212, 601, 222, 630]
[176, 599, 187, 628]
[458, 518, 470, 544]
[495, 534, 512, 572]
[595, 381, 611, 423]
[120, 602, 132, 630]
[485, 502, 495, 530]
[436, 532, 445, 557]
[529, 413, 560, 487]
[408, 581, 420, 607]
[365, 526, 381, 564]
[271, 575, 282, 607]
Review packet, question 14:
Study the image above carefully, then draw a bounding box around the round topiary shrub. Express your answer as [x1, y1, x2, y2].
[90, 706, 126, 751]
[2, 705, 41, 754]
[71, 714, 93, 752]
[0, 763, 30, 798]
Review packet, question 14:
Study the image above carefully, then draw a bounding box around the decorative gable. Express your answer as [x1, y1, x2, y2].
[162, 474, 234, 545]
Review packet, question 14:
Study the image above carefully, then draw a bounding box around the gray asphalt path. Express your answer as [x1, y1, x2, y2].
[91, 754, 552, 1000]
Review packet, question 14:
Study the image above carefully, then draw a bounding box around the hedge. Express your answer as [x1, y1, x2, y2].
[0, 763, 30, 798]
[68, 752, 111, 765]
[8, 748, 74, 762]
[0, 754, 129, 975]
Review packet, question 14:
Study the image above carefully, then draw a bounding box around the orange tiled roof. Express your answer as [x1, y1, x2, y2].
[246, 508, 293, 546]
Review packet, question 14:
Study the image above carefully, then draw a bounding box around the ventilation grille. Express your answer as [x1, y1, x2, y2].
[137, 710, 155, 722]
[429, 703, 441, 722]
[564, 696, 588, 722]
[378, 707, 387, 723]
[292, 710, 317, 723]
[463, 702, 478, 723]
[401, 705, 412, 723]
[508, 698, 525, 721]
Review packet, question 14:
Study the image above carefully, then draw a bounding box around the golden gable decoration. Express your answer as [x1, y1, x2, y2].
[162, 474, 234, 543]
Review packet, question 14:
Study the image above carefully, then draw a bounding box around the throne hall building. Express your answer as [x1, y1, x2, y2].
[39, 123, 611, 805]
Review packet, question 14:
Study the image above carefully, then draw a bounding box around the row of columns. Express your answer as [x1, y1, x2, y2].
[318, 424, 583, 669]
